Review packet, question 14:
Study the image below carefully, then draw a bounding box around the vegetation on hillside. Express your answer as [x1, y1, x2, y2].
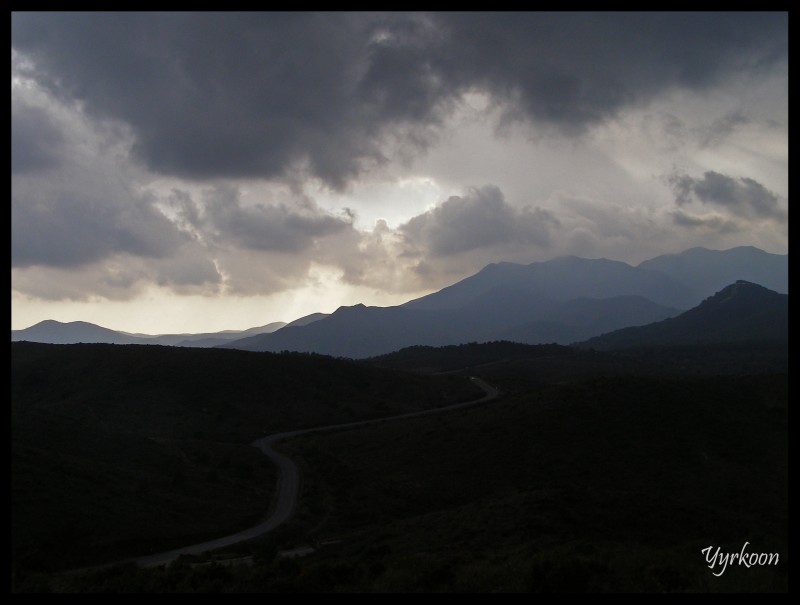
[12, 340, 787, 592]
[11, 342, 481, 573]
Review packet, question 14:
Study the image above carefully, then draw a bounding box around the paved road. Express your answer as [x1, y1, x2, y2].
[124, 378, 499, 568]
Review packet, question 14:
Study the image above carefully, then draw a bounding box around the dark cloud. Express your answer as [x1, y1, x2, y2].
[671, 210, 741, 234]
[11, 12, 787, 187]
[400, 185, 558, 257]
[669, 170, 786, 221]
[202, 185, 355, 253]
[12, 13, 373, 187]
[11, 239, 222, 302]
[11, 96, 65, 174]
[11, 82, 190, 270]
[12, 182, 185, 269]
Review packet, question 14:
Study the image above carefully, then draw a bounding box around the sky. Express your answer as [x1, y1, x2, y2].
[11, 12, 788, 334]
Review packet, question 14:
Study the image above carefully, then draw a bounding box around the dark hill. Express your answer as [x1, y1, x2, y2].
[11, 342, 481, 572]
[579, 281, 788, 350]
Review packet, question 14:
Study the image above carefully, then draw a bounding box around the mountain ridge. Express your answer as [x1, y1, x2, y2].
[224, 246, 785, 357]
[11, 319, 287, 347]
[13, 246, 786, 352]
[578, 280, 788, 350]
[637, 246, 787, 299]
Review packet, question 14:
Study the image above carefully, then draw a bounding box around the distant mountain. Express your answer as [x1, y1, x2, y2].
[637, 246, 787, 301]
[578, 281, 788, 350]
[224, 305, 453, 358]
[231, 322, 287, 337]
[11, 320, 286, 347]
[224, 254, 696, 358]
[224, 292, 680, 358]
[403, 256, 696, 310]
[283, 312, 329, 329]
[138, 322, 287, 346]
[188, 314, 327, 348]
[11, 320, 145, 345]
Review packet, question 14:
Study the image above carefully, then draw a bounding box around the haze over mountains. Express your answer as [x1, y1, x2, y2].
[11, 320, 287, 347]
[12, 246, 787, 357]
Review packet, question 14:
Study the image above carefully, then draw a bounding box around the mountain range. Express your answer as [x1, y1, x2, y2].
[12, 246, 787, 356]
[223, 246, 787, 358]
[10, 320, 287, 347]
[637, 246, 787, 299]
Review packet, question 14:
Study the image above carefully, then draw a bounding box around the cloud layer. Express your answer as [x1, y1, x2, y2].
[11, 88, 187, 270]
[11, 12, 788, 330]
[12, 12, 787, 187]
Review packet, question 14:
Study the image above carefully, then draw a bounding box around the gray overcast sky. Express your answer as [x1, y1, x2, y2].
[11, 12, 788, 333]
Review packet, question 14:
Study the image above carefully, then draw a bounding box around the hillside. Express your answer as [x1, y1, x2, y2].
[37, 344, 788, 593]
[579, 281, 788, 350]
[270, 373, 786, 592]
[11, 343, 481, 572]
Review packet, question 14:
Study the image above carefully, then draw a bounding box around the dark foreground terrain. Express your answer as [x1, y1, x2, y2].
[12, 341, 787, 592]
[11, 342, 480, 576]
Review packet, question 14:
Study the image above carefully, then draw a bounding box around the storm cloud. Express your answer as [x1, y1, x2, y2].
[400, 185, 558, 257]
[11, 12, 787, 187]
[12, 184, 184, 269]
[669, 170, 786, 221]
[201, 185, 355, 253]
[11, 79, 188, 270]
[11, 96, 66, 174]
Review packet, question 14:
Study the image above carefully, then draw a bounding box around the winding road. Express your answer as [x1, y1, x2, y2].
[123, 377, 499, 568]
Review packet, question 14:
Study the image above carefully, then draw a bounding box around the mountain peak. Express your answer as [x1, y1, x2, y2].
[580, 281, 788, 350]
[701, 279, 780, 306]
[333, 303, 367, 314]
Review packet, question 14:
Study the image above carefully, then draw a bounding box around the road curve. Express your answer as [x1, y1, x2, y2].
[125, 378, 499, 568]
